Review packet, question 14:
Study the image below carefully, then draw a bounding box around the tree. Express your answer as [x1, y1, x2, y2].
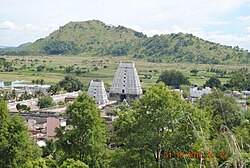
[48, 84, 61, 95]
[190, 69, 199, 76]
[37, 96, 54, 109]
[227, 73, 250, 91]
[56, 93, 108, 167]
[18, 91, 32, 101]
[40, 79, 44, 85]
[35, 79, 40, 84]
[11, 89, 16, 100]
[59, 76, 83, 92]
[24, 158, 47, 168]
[42, 139, 57, 158]
[0, 100, 42, 167]
[199, 89, 241, 129]
[34, 90, 45, 98]
[157, 70, 190, 89]
[36, 65, 46, 72]
[203, 76, 221, 88]
[65, 66, 74, 73]
[113, 83, 211, 167]
[60, 159, 89, 168]
[16, 103, 31, 112]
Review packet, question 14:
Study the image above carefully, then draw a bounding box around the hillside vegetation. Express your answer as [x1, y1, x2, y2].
[1, 20, 249, 64]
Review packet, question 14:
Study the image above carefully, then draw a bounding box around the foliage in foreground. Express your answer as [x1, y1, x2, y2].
[0, 100, 42, 167]
[1, 83, 250, 167]
[56, 93, 108, 167]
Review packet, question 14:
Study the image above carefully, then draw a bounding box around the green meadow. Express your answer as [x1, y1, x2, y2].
[1, 55, 248, 89]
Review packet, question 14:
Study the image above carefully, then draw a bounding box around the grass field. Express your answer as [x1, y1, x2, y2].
[1, 55, 249, 89]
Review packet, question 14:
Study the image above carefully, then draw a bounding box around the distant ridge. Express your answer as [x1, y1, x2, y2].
[0, 20, 249, 64]
[0, 46, 16, 49]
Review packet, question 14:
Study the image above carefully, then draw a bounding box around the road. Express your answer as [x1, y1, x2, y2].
[8, 91, 79, 112]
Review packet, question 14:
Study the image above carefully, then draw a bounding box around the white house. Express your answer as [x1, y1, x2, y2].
[190, 87, 212, 103]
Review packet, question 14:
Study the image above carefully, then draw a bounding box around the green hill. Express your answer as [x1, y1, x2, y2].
[1, 20, 249, 64]
[134, 33, 249, 64]
[23, 20, 145, 55]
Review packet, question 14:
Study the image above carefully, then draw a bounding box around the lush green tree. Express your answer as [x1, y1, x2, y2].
[11, 89, 17, 100]
[199, 89, 241, 130]
[37, 96, 54, 109]
[0, 100, 42, 167]
[24, 158, 47, 168]
[16, 103, 31, 112]
[40, 79, 45, 85]
[24, 157, 57, 168]
[59, 76, 83, 92]
[190, 69, 199, 76]
[48, 84, 61, 95]
[36, 65, 46, 72]
[34, 90, 45, 98]
[57, 100, 66, 106]
[43, 40, 80, 55]
[35, 79, 40, 84]
[18, 91, 32, 101]
[203, 76, 221, 88]
[114, 84, 212, 167]
[157, 70, 190, 89]
[60, 159, 89, 168]
[65, 66, 74, 73]
[45, 156, 57, 168]
[246, 96, 250, 106]
[56, 93, 108, 167]
[233, 114, 250, 162]
[227, 73, 250, 91]
[42, 140, 57, 159]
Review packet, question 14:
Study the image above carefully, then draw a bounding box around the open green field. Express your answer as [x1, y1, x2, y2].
[1, 55, 249, 89]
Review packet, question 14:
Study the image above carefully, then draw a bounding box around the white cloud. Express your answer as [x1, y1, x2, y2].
[236, 15, 250, 21]
[0, 21, 37, 31]
[44, 24, 59, 32]
[0, 21, 16, 30]
[154, 14, 163, 19]
[48, 14, 57, 18]
[24, 24, 37, 31]
[246, 27, 250, 33]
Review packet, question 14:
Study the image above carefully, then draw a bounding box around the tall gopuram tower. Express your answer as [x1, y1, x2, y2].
[109, 62, 142, 101]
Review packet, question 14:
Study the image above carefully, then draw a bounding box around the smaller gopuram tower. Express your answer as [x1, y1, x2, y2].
[88, 80, 108, 104]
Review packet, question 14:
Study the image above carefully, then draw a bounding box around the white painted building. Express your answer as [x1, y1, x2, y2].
[0, 82, 4, 88]
[190, 87, 212, 103]
[109, 62, 142, 101]
[88, 80, 108, 104]
[190, 87, 212, 98]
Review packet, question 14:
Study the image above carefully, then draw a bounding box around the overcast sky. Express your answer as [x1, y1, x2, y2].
[1, 0, 250, 50]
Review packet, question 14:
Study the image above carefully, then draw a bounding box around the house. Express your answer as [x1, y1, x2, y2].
[232, 91, 241, 97]
[190, 87, 212, 103]
[46, 117, 65, 138]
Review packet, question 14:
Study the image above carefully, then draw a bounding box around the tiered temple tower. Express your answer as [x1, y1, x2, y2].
[88, 80, 108, 104]
[109, 62, 142, 101]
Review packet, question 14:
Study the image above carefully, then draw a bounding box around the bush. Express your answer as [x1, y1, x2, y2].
[37, 96, 53, 109]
